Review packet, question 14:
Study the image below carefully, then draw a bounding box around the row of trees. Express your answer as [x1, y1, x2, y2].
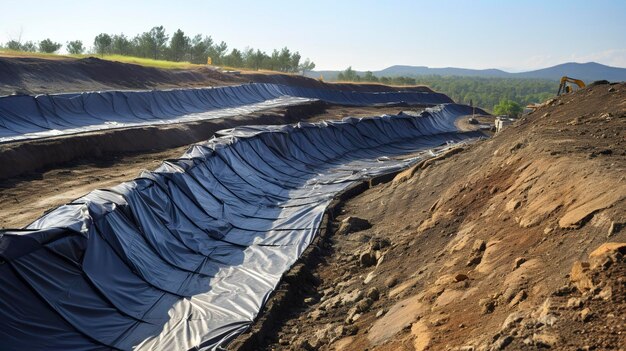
[1, 38, 64, 53]
[334, 67, 556, 111]
[1, 26, 315, 74]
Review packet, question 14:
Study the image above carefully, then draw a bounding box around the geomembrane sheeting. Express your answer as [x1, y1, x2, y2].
[0, 102, 482, 350]
[0, 83, 452, 143]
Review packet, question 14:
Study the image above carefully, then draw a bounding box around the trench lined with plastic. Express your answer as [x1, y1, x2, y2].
[0, 103, 483, 350]
[0, 83, 452, 142]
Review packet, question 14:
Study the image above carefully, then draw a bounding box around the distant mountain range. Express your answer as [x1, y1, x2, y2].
[306, 62, 626, 82]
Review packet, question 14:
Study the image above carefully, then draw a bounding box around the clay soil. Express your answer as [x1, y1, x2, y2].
[246, 83, 626, 350]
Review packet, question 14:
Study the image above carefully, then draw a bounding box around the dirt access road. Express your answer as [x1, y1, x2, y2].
[247, 83, 625, 350]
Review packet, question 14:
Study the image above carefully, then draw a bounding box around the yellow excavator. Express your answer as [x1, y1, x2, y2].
[557, 76, 586, 95]
[525, 76, 586, 113]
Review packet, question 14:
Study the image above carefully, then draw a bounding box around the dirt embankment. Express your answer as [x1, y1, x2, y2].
[0, 56, 435, 96]
[248, 83, 625, 350]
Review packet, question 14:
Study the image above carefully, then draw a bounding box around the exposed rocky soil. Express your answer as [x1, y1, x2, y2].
[247, 83, 625, 350]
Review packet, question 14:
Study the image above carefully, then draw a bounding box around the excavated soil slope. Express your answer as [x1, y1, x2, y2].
[253, 83, 625, 350]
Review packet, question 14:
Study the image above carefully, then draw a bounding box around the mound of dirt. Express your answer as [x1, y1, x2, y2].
[247, 83, 625, 350]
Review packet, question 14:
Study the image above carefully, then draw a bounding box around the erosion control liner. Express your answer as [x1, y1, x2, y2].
[0, 97, 484, 350]
[0, 83, 452, 143]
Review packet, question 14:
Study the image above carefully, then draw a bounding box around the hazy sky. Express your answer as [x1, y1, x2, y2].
[1, 0, 625, 71]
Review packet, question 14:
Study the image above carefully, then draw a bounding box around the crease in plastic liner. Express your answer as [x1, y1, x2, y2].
[0, 103, 485, 350]
[0, 83, 453, 143]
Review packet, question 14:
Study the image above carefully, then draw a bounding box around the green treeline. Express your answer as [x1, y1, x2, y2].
[1, 26, 316, 73]
[336, 67, 557, 110]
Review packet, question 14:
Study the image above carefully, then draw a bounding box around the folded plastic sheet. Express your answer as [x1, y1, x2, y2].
[0, 103, 483, 351]
[0, 83, 452, 143]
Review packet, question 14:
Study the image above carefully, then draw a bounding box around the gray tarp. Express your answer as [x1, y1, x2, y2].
[0, 100, 483, 350]
[0, 83, 452, 143]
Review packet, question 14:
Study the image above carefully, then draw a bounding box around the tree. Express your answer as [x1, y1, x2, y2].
[5, 40, 22, 51]
[242, 48, 267, 70]
[190, 34, 212, 64]
[277, 47, 291, 71]
[93, 33, 112, 56]
[135, 32, 154, 58]
[339, 66, 358, 81]
[268, 49, 280, 70]
[242, 47, 252, 66]
[493, 99, 523, 117]
[169, 29, 190, 62]
[253, 49, 268, 70]
[363, 71, 378, 82]
[289, 51, 301, 73]
[299, 58, 315, 75]
[66, 40, 84, 54]
[38, 38, 62, 53]
[21, 41, 37, 52]
[111, 34, 131, 55]
[208, 41, 228, 65]
[148, 26, 168, 59]
[224, 48, 243, 67]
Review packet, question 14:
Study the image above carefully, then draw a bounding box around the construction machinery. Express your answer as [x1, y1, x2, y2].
[525, 76, 586, 113]
[557, 76, 585, 95]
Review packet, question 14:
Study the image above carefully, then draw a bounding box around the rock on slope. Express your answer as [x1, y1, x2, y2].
[257, 82, 625, 350]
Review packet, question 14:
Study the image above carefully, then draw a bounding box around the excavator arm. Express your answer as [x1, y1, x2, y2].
[525, 76, 587, 113]
[557, 76, 586, 95]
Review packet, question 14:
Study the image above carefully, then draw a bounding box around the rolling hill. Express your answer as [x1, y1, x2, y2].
[307, 62, 626, 82]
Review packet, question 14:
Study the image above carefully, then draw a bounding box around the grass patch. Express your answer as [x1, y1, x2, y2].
[0, 49, 71, 60]
[0, 50, 204, 69]
[96, 55, 203, 69]
[0, 50, 299, 74]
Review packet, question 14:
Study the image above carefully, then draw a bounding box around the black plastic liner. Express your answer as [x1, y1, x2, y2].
[0, 83, 452, 143]
[0, 103, 482, 350]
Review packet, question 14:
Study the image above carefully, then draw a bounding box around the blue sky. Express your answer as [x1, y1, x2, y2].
[1, 0, 625, 71]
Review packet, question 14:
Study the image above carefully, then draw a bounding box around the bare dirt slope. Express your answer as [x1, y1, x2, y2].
[254, 83, 625, 350]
